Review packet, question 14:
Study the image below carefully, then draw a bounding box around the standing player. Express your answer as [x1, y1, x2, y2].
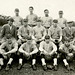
[41, 9, 53, 34]
[17, 36, 38, 70]
[17, 19, 31, 46]
[0, 36, 18, 70]
[58, 11, 67, 29]
[1, 18, 17, 44]
[26, 6, 38, 34]
[13, 8, 23, 29]
[39, 35, 57, 71]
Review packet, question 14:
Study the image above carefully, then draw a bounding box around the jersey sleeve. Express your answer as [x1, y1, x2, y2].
[39, 41, 44, 51]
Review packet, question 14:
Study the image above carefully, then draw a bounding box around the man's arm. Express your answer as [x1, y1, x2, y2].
[19, 43, 29, 54]
[14, 26, 17, 39]
[48, 28, 55, 42]
[50, 18, 53, 27]
[5, 42, 18, 54]
[30, 44, 38, 55]
[1, 25, 5, 38]
[17, 27, 23, 40]
[32, 28, 37, 40]
[59, 45, 68, 55]
[40, 27, 46, 40]
[49, 42, 57, 55]
[58, 28, 62, 42]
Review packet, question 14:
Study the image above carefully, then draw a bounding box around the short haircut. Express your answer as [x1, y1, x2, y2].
[44, 9, 49, 12]
[59, 11, 63, 14]
[15, 8, 19, 12]
[29, 6, 34, 10]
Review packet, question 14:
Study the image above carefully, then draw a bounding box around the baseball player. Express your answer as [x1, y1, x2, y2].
[17, 19, 31, 46]
[41, 9, 53, 34]
[17, 36, 38, 70]
[39, 35, 57, 71]
[59, 40, 75, 71]
[13, 8, 23, 29]
[58, 11, 67, 29]
[0, 36, 18, 70]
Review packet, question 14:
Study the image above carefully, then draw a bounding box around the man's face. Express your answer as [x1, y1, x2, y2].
[69, 23, 73, 27]
[65, 41, 70, 47]
[27, 40, 31, 44]
[53, 22, 57, 27]
[59, 13, 63, 18]
[45, 39, 50, 43]
[23, 22, 28, 27]
[37, 22, 41, 26]
[8, 21, 13, 26]
[44, 11, 49, 16]
[15, 11, 19, 16]
[29, 8, 33, 13]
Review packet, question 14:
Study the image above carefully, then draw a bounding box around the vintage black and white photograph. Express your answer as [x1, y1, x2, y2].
[0, 0, 75, 75]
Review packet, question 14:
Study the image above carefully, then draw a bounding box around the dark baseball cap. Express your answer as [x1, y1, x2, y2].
[8, 18, 14, 22]
[53, 19, 58, 23]
[67, 21, 73, 24]
[59, 11, 63, 14]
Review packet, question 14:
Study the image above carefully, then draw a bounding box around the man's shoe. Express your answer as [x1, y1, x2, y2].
[17, 64, 22, 70]
[32, 64, 37, 71]
[5, 64, 11, 71]
[66, 65, 70, 71]
[47, 65, 53, 70]
[54, 65, 58, 71]
[42, 65, 47, 71]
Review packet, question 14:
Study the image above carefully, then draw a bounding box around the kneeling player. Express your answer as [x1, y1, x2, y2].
[39, 35, 57, 71]
[0, 37, 18, 71]
[18, 36, 38, 70]
[59, 40, 75, 71]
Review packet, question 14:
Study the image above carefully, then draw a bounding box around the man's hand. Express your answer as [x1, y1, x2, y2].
[25, 52, 30, 57]
[58, 39, 61, 42]
[51, 39, 55, 42]
[67, 53, 73, 57]
[49, 53, 53, 56]
[4, 53, 8, 55]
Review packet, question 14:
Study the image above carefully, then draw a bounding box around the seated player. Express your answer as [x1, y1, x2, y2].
[0, 17, 17, 44]
[32, 19, 46, 48]
[0, 36, 18, 71]
[59, 40, 75, 71]
[17, 36, 38, 70]
[63, 21, 75, 44]
[48, 19, 62, 47]
[17, 19, 31, 46]
[39, 35, 57, 71]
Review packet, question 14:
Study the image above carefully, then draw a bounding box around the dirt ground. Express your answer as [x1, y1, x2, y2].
[0, 57, 75, 75]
